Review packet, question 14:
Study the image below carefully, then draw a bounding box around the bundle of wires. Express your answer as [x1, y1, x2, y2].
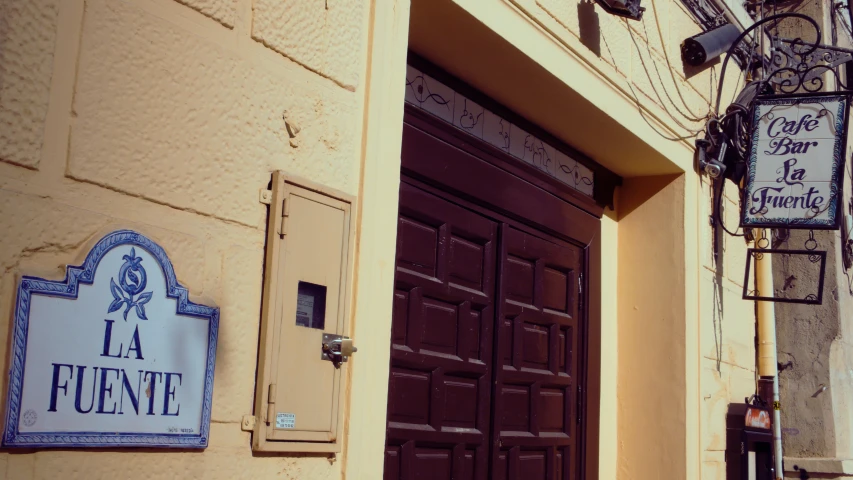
[702, 80, 772, 237]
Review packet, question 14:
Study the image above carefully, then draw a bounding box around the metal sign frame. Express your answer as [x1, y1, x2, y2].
[740, 92, 850, 230]
[3, 230, 219, 448]
[742, 248, 828, 304]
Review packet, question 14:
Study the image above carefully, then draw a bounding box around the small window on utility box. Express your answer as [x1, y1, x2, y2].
[296, 281, 327, 330]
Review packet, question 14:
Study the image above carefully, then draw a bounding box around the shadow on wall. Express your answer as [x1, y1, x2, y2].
[712, 186, 729, 373]
[575, 0, 720, 83]
[615, 172, 688, 477]
[616, 173, 681, 220]
[578, 1, 601, 57]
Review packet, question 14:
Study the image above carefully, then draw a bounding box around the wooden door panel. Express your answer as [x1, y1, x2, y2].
[384, 444, 478, 480]
[493, 225, 583, 480]
[492, 447, 573, 480]
[385, 182, 497, 480]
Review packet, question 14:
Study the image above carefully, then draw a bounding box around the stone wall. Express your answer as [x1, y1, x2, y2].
[0, 0, 368, 478]
[775, 2, 853, 470]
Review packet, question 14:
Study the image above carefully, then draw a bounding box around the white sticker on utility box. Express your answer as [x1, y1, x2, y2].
[276, 413, 296, 429]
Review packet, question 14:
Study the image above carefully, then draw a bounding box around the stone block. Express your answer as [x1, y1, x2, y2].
[175, 0, 236, 27]
[728, 363, 757, 404]
[666, 68, 713, 121]
[69, 0, 360, 228]
[143, 225, 207, 295]
[723, 177, 741, 204]
[600, 15, 632, 76]
[724, 199, 751, 288]
[0, 189, 110, 280]
[667, 4, 702, 63]
[0, 190, 108, 460]
[678, 81, 713, 120]
[635, 0, 669, 56]
[1, 192, 205, 294]
[203, 241, 225, 301]
[699, 269, 756, 369]
[629, 34, 662, 109]
[532, 0, 633, 78]
[208, 422, 249, 448]
[252, 0, 365, 89]
[210, 245, 265, 422]
[720, 283, 756, 370]
[627, 32, 710, 124]
[536, 0, 580, 39]
[0, 189, 219, 438]
[702, 450, 726, 480]
[27, 444, 340, 479]
[5, 454, 33, 480]
[0, 0, 60, 169]
[719, 65, 744, 111]
[700, 177, 721, 272]
[701, 358, 729, 451]
[651, 60, 709, 128]
[700, 269, 721, 361]
[681, 62, 716, 104]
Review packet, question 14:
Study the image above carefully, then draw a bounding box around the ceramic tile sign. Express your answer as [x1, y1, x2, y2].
[3, 230, 219, 448]
[742, 94, 849, 229]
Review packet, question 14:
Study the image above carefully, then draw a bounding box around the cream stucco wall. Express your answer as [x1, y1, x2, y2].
[0, 0, 408, 478]
[2, 0, 761, 479]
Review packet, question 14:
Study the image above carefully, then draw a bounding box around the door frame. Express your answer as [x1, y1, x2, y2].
[400, 106, 602, 479]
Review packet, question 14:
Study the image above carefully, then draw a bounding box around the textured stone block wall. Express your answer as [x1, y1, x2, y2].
[0, 0, 366, 478]
[0, 0, 60, 169]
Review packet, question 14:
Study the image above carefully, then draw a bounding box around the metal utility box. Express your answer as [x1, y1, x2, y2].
[252, 172, 356, 453]
[726, 403, 775, 480]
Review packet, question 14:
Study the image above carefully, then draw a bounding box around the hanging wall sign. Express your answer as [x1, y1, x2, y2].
[3, 230, 219, 448]
[741, 93, 850, 229]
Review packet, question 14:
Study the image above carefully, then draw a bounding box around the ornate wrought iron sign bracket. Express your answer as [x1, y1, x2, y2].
[767, 38, 853, 93]
[697, 12, 853, 305]
[742, 231, 828, 305]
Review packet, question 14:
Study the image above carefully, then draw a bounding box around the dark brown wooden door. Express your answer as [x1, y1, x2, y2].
[385, 107, 597, 480]
[384, 182, 497, 480]
[491, 225, 582, 480]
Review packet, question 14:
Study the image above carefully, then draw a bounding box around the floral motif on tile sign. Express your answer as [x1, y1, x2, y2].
[405, 65, 594, 197]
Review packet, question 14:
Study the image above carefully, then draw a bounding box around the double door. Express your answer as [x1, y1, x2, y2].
[383, 178, 587, 480]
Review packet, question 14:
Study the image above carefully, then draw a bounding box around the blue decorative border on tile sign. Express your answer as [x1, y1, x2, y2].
[3, 230, 219, 448]
[404, 65, 595, 197]
[741, 94, 849, 229]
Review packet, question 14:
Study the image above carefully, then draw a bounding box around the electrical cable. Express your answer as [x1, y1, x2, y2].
[628, 81, 705, 140]
[727, 67, 746, 114]
[639, 19, 714, 123]
[714, 171, 745, 237]
[601, 32, 705, 141]
[714, 13, 821, 114]
[647, 0, 720, 117]
[841, 2, 853, 35]
[627, 26, 709, 132]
